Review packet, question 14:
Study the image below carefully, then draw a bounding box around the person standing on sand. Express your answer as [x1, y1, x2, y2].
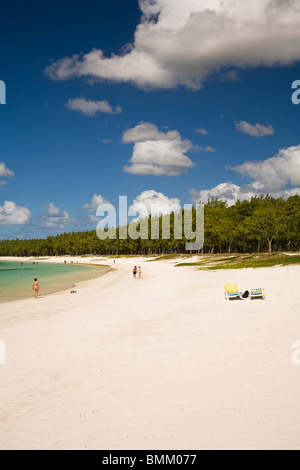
[138, 266, 142, 278]
[133, 266, 137, 278]
[32, 278, 40, 299]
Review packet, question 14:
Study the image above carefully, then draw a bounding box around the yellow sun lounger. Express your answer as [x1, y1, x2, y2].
[224, 283, 241, 300]
[250, 288, 266, 299]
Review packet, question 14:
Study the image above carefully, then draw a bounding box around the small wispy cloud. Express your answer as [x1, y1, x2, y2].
[235, 121, 274, 137]
[0, 161, 14, 178]
[66, 97, 122, 116]
[0, 162, 15, 188]
[191, 145, 216, 153]
[194, 128, 209, 135]
[204, 146, 216, 152]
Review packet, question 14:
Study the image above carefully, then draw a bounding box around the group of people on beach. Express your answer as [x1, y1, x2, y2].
[132, 266, 142, 278]
[31, 262, 143, 299]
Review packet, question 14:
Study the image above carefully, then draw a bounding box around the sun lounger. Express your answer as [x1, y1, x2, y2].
[250, 288, 266, 299]
[224, 283, 241, 300]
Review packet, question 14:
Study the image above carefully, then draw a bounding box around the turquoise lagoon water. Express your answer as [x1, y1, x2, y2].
[0, 260, 110, 303]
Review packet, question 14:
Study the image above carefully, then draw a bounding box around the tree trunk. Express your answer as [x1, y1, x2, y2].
[268, 238, 272, 255]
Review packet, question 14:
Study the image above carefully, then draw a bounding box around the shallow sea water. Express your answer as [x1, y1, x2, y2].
[0, 260, 110, 303]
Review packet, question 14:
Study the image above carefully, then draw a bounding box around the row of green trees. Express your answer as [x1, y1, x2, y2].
[0, 195, 299, 256]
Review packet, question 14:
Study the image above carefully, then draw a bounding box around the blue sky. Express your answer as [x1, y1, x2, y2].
[1, 0, 300, 239]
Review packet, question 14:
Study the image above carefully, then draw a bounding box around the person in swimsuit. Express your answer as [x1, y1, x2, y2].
[133, 266, 137, 278]
[138, 266, 142, 278]
[32, 278, 40, 298]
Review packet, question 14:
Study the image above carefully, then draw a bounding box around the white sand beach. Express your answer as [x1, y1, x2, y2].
[0, 256, 299, 450]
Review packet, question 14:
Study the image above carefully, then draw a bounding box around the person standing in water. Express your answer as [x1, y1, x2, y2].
[32, 278, 40, 299]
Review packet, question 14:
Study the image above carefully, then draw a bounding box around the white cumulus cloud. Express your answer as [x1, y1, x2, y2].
[230, 144, 300, 191]
[45, 0, 300, 90]
[0, 201, 31, 226]
[132, 190, 181, 216]
[82, 194, 110, 211]
[235, 121, 274, 137]
[66, 97, 122, 116]
[123, 122, 194, 176]
[190, 182, 242, 206]
[190, 144, 300, 205]
[122, 122, 179, 143]
[190, 181, 300, 206]
[43, 202, 62, 216]
[40, 203, 71, 228]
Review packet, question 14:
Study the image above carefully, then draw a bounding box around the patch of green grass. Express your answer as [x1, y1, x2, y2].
[80, 254, 147, 259]
[175, 262, 203, 267]
[218, 255, 240, 264]
[148, 254, 194, 261]
[174, 253, 300, 270]
[107, 254, 139, 258]
[201, 254, 300, 270]
[175, 254, 240, 267]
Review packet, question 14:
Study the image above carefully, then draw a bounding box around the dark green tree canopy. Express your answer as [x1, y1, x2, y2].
[0, 195, 299, 256]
